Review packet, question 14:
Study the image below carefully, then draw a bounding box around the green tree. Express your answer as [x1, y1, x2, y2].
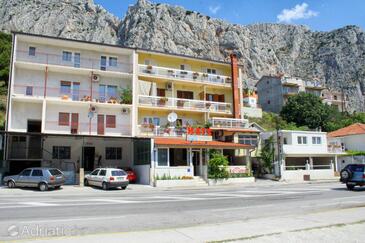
[208, 152, 229, 179]
[260, 136, 275, 174]
[0, 32, 11, 94]
[280, 92, 332, 129]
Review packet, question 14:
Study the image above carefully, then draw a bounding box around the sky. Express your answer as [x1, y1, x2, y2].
[94, 0, 365, 31]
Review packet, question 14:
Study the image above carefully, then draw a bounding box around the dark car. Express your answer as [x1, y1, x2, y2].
[340, 164, 365, 190]
[3, 168, 66, 191]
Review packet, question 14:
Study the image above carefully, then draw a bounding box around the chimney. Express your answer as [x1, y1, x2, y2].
[230, 53, 241, 119]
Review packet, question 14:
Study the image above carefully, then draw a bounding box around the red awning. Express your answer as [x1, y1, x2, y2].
[154, 138, 254, 149]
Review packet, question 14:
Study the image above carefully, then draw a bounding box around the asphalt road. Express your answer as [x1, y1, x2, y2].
[0, 181, 364, 242]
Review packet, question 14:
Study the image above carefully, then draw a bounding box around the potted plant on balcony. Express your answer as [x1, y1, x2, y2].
[193, 72, 199, 80]
[158, 97, 168, 106]
[120, 86, 132, 104]
[180, 71, 188, 78]
[61, 95, 69, 100]
[202, 73, 209, 79]
[146, 65, 153, 73]
[108, 97, 118, 104]
[167, 69, 174, 76]
[226, 77, 232, 83]
[177, 100, 185, 108]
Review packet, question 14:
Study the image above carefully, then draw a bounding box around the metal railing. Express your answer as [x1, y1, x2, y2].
[138, 125, 185, 137]
[210, 117, 249, 129]
[138, 64, 231, 85]
[16, 50, 133, 73]
[138, 95, 232, 114]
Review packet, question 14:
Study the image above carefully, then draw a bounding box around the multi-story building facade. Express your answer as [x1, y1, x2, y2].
[256, 76, 325, 113]
[242, 88, 262, 118]
[2, 33, 259, 185]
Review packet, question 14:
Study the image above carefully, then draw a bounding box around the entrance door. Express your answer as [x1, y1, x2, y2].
[97, 115, 105, 135]
[71, 113, 79, 134]
[192, 150, 201, 176]
[83, 147, 95, 172]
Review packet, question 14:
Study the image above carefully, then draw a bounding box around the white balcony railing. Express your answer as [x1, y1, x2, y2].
[16, 50, 133, 73]
[138, 95, 232, 114]
[137, 125, 185, 137]
[210, 117, 249, 129]
[138, 64, 232, 86]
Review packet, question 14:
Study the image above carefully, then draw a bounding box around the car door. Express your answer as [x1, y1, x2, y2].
[97, 169, 107, 187]
[29, 169, 44, 187]
[88, 169, 100, 186]
[17, 169, 32, 187]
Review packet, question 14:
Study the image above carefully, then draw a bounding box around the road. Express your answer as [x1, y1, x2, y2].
[0, 181, 364, 242]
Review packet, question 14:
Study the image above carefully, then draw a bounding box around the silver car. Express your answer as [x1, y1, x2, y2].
[84, 168, 129, 190]
[3, 168, 65, 191]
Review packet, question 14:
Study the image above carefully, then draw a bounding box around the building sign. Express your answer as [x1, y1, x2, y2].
[229, 166, 247, 174]
[186, 127, 213, 142]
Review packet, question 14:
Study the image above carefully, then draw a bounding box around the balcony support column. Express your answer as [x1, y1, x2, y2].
[43, 66, 48, 98]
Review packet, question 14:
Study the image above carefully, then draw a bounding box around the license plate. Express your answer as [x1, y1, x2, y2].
[117, 177, 123, 181]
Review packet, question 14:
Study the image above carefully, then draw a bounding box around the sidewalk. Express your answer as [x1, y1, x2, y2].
[9, 206, 365, 243]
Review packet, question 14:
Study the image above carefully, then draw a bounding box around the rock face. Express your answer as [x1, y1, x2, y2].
[0, 0, 364, 111]
[0, 0, 119, 43]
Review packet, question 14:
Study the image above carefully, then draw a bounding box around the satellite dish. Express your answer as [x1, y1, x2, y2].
[167, 112, 178, 123]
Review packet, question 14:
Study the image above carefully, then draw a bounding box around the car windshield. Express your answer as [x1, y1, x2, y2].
[112, 170, 126, 176]
[49, 169, 62, 176]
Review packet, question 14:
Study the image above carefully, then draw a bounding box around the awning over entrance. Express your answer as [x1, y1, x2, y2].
[154, 138, 254, 149]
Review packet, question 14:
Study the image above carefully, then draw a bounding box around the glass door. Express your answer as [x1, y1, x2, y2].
[100, 56, 107, 71]
[74, 53, 80, 68]
[72, 82, 80, 101]
[98, 84, 106, 102]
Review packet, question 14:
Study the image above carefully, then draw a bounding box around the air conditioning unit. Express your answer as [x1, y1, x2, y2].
[166, 82, 172, 91]
[92, 74, 100, 82]
[121, 108, 129, 114]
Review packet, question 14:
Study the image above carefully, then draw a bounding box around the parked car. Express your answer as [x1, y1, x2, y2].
[84, 168, 129, 190]
[3, 168, 65, 191]
[121, 167, 137, 183]
[340, 164, 365, 190]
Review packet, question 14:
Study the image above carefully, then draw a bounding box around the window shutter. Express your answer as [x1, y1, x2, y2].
[106, 115, 116, 128]
[58, 113, 70, 126]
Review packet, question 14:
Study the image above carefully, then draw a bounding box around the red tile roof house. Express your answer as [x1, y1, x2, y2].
[328, 123, 365, 170]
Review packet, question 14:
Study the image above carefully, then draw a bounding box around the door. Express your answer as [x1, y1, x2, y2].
[99, 84, 106, 102]
[88, 169, 100, 186]
[192, 151, 201, 176]
[97, 114, 105, 135]
[97, 169, 107, 187]
[17, 169, 32, 187]
[83, 147, 95, 172]
[71, 113, 79, 134]
[29, 169, 44, 187]
[72, 82, 80, 101]
[74, 53, 80, 68]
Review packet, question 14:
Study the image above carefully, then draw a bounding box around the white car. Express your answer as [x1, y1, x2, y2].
[84, 168, 129, 190]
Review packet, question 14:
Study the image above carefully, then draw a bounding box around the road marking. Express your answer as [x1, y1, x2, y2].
[19, 215, 127, 224]
[88, 198, 139, 203]
[19, 202, 60, 207]
[211, 204, 276, 212]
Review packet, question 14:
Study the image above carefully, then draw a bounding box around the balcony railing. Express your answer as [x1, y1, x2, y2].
[44, 121, 131, 136]
[304, 80, 323, 88]
[138, 125, 185, 137]
[282, 87, 299, 95]
[13, 84, 44, 98]
[16, 50, 133, 73]
[138, 64, 232, 85]
[138, 95, 232, 114]
[328, 145, 345, 153]
[210, 117, 249, 129]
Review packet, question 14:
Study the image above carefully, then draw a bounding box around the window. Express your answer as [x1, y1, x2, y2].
[49, 169, 62, 176]
[297, 136, 307, 145]
[26, 86, 33, 96]
[91, 169, 100, 175]
[52, 146, 71, 159]
[238, 135, 258, 146]
[99, 170, 107, 176]
[112, 170, 126, 176]
[312, 137, 322, 144]
[28, 47, 36, 56]
[143, 117, 160, 126]
[105, 147, 122, 160]
[107, 85, 117, 99]
[20, 169, 31, 176]
[157, 148, 168, 167]
[100, 56, 107, 70]
[177, 90, 194, 99]
[60, 81, 72, 95]
[109, 57, 118, 67]
[207, 68, 217, 74]
[58, 112, 70, 126]
[106, 115, 116, 128]
[62, 51, 72, 62]
[180, 64, 185, 70]
[31, 169, 43, 177]
[267, 100, 271, 104]
[74, 53, 80, 68]
[283, 138, 288, 144]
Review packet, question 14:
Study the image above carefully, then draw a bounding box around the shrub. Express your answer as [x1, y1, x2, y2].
[208, 152, 229, 179]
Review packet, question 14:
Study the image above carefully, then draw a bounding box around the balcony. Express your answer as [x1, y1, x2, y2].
[138, 95, 232, 114]
[210, 117, 249, 129]
[138, 125, 185, 137]
[16, 50, 133, 73]
[304, 80, 323, 89]
[44, 121, 131, 136]
[282, 87, 299, 96]
[281, 78, 301, 86]
[138, 64, 232, 86]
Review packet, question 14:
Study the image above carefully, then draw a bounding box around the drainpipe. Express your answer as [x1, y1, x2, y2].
[230, 54, 241, 119]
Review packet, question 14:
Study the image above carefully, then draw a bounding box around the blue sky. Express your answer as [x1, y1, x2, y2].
[94, 0, 365, 31]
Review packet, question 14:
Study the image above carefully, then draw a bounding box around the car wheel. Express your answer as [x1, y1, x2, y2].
[121, 186, 127, 190]
[102, 182, 108, 190]
[39, 183, 48, 192]
[346, 184, 355, 190]
[84, 179, 89, 186]
[7, 180, 15, 188]
[340, 169, 352, 182]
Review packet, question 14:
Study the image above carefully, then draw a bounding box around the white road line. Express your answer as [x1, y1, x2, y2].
[211, 204, 276, 212]
[19, 215, 127, 224]
[19, 202, 60, 207]
[88, 198, 139, 203]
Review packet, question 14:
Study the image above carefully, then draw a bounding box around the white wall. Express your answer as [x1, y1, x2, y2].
[281, 169, 335, 181]
[343, 134, 365, 151]
[10, 101, 42, 132]
[282, 131, 328, 155]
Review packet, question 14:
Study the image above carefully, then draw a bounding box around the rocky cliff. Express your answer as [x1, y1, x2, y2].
[0, 0, 364, 111]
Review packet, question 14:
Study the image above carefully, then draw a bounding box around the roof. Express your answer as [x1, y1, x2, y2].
[328, 123, 365, 137]
[154, 138, 254, 149]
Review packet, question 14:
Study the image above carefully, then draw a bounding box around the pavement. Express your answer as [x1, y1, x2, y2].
[0, 180, 364, 242]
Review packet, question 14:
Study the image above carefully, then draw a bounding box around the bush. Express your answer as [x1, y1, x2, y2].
[208, 152, 229, 179]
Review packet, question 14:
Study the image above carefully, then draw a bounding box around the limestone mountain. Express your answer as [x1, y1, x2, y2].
[0, 0, 364, 111]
